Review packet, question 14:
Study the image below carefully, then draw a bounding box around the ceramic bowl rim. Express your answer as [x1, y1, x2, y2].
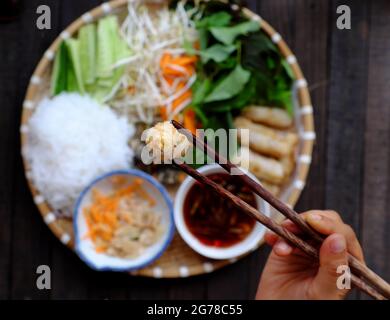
[73, 169, 175, 271]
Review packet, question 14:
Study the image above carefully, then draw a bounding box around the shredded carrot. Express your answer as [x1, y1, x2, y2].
[163, 64, 189, 77]
[159, 52, 198, 121]
[83, 178, 155, 254]
[160, 52, 172, 69]
[133, 178, 143, 186]
[172, 90, 191, 109]
[164, 76, 175, 86]
[171, 55, 198, 66]
[136, 188, 157, 207]
[95, 246, 108, 253]
[160, 106, 168, 120]
[184, 109, 197, 135]
[110, 175, 128, 187]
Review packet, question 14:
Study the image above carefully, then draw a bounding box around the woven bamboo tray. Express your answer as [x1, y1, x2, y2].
[20, 0, 315, 278]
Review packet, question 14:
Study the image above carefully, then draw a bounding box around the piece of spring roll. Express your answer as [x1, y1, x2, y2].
[233, 147, 285, 184]
[242, 106, 293, 129]
[281, 154, 295, 178]
[260, 181, 281, 197]
[234, 117, 298, 159]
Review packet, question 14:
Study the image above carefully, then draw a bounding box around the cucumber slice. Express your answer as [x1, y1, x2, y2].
[51, 15, 131, 100]
[65, 38, 85, 93]
[79, 24, 96, 85]
[66, 62, 79, 92]
[51, 42, 68, 96]
[96, 16, 117, 79]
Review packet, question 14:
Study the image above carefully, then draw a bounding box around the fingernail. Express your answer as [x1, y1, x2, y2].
[277, 241, 291, 252]
[330, 235, 346, 253]
[310, 213, 322, 221]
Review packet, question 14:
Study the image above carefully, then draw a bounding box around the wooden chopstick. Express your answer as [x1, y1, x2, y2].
[172, 120, 390, 299]
[174, 161, 384, 300]
[171, 120, 390, 300]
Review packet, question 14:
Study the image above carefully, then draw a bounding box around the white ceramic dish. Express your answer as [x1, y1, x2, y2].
[74, 169, 174, 271]
[174, 164, 270, 260]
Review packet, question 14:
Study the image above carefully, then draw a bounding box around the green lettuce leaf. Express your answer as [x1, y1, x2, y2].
[204, 64, 250, 102]
[195, 11, 231, 28]
[210, 20, 260, 45]
[201, 44, 236, 63]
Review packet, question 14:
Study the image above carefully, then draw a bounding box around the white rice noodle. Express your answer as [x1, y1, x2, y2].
[110, 54, 141, 70]
[162, 75, 196, 106]
[26, 93, 135, 211]
[169, 98, 192, 120]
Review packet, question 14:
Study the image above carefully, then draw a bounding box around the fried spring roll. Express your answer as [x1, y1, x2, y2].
[281, 154, 295, 178]
[234, 117, 298, 159]
[242, 106, 293, 129]
[260, 181, 281, 197]
[233, 147, 285, 184]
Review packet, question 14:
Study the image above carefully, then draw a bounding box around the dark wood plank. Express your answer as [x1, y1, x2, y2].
[10, 168, 54, 300]
[326, 0, 369, 229]
[127, 277, 171, 300]
[206, 259, 251, 299]
[0, 18, 22, 300]
[361, 0, 390, 299]
[6, 0, 62, 300]
[244, 0, 258, 13]
[326, 0, 370, 299]
[59, 0, 103, 27]
[1, 0, 388, 301]
[50, 243, 89, 299]
[168, 276, 207, 300]
[247, 246, 271, 298]
[257, 0, 295, 45]
[86, 272, 130, 300]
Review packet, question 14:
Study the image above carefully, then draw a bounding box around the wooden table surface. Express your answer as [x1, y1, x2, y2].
[0, 0, 389, 300]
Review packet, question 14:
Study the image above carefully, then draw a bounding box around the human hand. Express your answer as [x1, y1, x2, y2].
[256, 210, 365, 300]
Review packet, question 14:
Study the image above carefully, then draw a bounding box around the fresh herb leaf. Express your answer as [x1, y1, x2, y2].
[281, 59, 294, 79]
[207, 73, 258, 112]
[195, 11, 232, 28]
[214, 55, 238, 71]
[201, 44, 236, 63]
[198, 28, 209, 51]
[241, 30, 294, 115]
[192, 78, 212, 105]
[204, 64, 250, 102]
[181, 0, 295, 129]
[193, 105, 209, 126]
[210, 20, 260, 45]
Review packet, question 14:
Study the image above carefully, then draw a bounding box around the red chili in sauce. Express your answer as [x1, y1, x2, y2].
[183, 173, 256, 247]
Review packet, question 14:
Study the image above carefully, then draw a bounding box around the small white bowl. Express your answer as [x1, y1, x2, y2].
[74, 169, 174, 272]
[174, 164, 270, 260]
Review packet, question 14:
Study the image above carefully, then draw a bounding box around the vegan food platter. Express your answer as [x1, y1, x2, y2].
[20, 0, 315, 278]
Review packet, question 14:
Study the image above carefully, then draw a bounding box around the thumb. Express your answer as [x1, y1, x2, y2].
[311, 233, 350, 299]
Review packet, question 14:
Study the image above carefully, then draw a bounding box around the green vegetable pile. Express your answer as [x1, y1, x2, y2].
[181, 0, 294, 130]
[51, 16, 131, 102]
